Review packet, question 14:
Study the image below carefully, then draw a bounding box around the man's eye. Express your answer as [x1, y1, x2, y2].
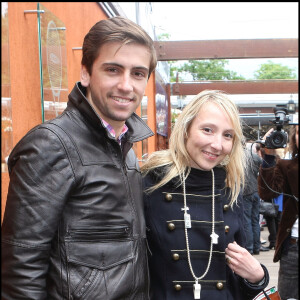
[107, 68, 118, 73]
[133, 71, 146, 78]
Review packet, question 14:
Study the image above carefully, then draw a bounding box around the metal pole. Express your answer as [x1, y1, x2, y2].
[256, 110, 261, 140]
[135, 2, 140, 25]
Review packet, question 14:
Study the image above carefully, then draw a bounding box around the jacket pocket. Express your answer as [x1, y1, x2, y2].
[65, 226, 135, 299]
[66, 225, 130, 242]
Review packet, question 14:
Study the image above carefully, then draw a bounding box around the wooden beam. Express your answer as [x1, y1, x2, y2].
[154, 39, 298, 61]
[169, 80, 298, 95]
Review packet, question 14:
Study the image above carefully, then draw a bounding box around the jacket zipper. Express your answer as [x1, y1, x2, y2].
[66, 226, 130, 240]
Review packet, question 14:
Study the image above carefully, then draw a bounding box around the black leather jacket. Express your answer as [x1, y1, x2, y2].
[1, 82, 153, 299]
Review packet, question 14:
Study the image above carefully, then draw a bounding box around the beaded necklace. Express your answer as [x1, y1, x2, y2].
[181, 168, 218, 299]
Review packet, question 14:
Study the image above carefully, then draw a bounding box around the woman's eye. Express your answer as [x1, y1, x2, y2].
[202, 128, 213, 134]
[225, 133, 234, 139]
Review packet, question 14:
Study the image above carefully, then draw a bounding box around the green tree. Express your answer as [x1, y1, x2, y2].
[254, 60, 297, 79]
[170, 59, 245, 82]
[157, 33, 171, 41]
[156, 32, 245, 82]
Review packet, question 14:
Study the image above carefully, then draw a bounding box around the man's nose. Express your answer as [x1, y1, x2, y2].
[117, 73, 134, 92]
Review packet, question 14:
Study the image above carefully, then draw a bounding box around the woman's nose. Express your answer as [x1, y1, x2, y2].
[211, 134, 223, 151]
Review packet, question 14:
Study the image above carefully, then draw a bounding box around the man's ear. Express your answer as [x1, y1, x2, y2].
[80, 65, 90, 87]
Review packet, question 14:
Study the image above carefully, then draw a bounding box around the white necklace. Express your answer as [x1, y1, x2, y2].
[182, 168, 218, 299]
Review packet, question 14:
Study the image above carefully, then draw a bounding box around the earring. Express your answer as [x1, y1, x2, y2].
[220, 155, 230, 166]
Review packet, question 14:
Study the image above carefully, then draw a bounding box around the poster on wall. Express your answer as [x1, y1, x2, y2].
[39, 3, 68, 122]
[155, 80, 168, 137]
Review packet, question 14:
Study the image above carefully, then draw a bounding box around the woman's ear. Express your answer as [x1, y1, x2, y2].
[80, 65, 90, 87]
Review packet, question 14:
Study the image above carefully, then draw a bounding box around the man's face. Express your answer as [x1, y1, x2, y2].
[81, 42, 151, 130]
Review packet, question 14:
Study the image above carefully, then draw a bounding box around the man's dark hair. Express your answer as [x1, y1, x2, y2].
[81, 16, 157, 78]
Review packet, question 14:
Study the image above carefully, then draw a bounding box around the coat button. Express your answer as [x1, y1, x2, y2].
[174, 284, 182, 291]
[172, 253, 180, 260]
[216, 282, 224, 290]
[168, 223, 175, 231]
[223, 204, 229, 211]
[165, 193, 173, 201]
[225, 225, 230, 233]
[286, 228, 291, 233]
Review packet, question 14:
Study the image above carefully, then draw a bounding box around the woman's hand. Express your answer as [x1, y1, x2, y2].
[225, 241, 265, 283]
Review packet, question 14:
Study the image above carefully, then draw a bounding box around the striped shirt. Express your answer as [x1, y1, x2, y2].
[101, 118, 128, 146]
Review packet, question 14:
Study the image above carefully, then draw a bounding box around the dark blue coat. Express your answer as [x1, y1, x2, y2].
[143, 166, 268, 300]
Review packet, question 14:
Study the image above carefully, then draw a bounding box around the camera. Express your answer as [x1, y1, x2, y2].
[257, 107, 290, 149]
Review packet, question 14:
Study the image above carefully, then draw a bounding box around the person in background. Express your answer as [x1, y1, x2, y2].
[243, 143, 269, 255]
[2, 17, 157, 300]
[258, 125, 299, 300]
[264, 193, 283, 250]
[142, 90, 269, 300]
[263, 148, 285, 250]
[283, 144, 292, 159]
[255, 143, 268, 244]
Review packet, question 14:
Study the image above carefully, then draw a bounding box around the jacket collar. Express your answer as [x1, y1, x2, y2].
[68, 82, 154, 143]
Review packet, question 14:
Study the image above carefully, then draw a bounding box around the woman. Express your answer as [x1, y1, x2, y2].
[258, 125, 298, 300]
[142, 90, 269, 300]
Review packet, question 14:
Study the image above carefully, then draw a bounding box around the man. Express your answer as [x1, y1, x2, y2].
[243, 144, 269, 255]
[2, 17, 157, 299]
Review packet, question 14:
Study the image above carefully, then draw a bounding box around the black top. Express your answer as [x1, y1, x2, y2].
[144, 166, 269, 300]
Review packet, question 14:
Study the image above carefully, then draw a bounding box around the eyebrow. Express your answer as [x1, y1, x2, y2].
[225, 129, 235, 135]
[102, 62, 149, 74]
[201, 122, 234, 131]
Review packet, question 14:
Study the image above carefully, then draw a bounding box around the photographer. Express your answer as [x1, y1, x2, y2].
[257, 125, 298, 300]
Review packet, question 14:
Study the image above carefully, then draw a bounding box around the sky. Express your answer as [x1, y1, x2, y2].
[150, 2, 298, 41]
[118, 2, 298, 80]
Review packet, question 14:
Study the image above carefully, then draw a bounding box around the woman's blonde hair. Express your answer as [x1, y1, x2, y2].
[141, 90, 246, 206]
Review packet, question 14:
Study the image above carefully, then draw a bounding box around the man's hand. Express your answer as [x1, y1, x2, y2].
[263, 128, 276, 155]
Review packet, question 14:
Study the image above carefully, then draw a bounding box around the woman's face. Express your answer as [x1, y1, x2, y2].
[186, 102, 235, 170]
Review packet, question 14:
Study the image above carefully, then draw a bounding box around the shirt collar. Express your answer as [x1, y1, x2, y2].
[101, 118, 128, 145]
